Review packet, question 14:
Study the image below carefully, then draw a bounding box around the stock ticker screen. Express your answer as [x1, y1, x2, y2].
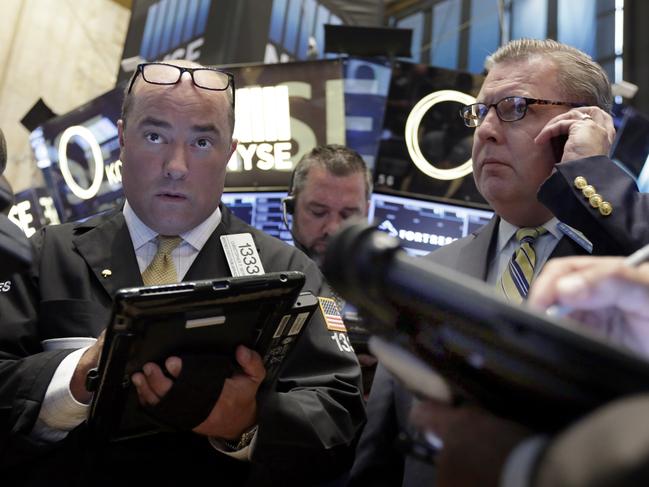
[369, 192, 493, 256]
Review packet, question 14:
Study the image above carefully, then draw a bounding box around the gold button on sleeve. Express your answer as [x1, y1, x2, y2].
[589, 194, 603, 208]
[599, 201, 613, 216]
[574, 176, 588, 189]
[582, 185, 596, 198]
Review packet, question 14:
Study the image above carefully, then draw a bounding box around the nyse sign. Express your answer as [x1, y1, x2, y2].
[228, 85, 293, 172]
[227, 80, 341, 173]
[224, 60, 344, 188]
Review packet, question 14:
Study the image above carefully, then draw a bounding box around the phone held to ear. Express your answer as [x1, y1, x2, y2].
[551, 134, 568, 164]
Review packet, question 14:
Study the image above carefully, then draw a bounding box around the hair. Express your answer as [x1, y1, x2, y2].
[485, 38, 612, 113]
[120, 60, 235, 133]
[291, 144, 373, 200]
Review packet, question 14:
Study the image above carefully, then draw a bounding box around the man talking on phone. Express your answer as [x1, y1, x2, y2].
[351, 38, 649, 487]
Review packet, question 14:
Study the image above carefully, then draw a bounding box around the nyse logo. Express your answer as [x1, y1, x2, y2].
[228, 85, 294, 172]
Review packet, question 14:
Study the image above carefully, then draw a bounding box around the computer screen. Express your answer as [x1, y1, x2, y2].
[221, 189, 493, 256]
[221, 190, 293, 244]
[369, 192, 493, 256]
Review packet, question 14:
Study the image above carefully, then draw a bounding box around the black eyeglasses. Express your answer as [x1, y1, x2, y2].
[128, 62, 235, 107]
[460, 96, 584, 127]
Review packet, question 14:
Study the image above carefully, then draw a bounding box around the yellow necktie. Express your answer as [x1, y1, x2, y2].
[499, 227, 547, 304]
[141, 236, 182, 285]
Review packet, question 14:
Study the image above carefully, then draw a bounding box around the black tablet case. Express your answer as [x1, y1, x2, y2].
[88, 271, 317, 441]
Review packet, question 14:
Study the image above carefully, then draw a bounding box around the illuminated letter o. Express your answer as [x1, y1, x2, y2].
[404, 90, 477, 181]
[58, 126, 104, 200]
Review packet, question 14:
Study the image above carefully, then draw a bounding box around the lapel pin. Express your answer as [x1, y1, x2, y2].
[101, 269, 112, 278]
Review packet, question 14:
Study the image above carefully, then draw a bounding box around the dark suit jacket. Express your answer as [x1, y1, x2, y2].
[349, 156, 649, 487]
[0, 205, 365, 486]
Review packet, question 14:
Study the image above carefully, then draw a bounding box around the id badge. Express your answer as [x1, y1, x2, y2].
[220, 233, 266, 276]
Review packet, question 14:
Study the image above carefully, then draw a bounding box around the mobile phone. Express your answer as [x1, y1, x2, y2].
[551, 134, 568, 164]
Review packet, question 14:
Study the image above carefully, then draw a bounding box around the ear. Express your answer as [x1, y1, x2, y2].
[117, 119, 125, 149]
[229, 138, 238, 159]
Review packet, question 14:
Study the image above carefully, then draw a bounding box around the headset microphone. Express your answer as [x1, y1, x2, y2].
[281, 165, 316, 260]
[281, 195, 294, 231]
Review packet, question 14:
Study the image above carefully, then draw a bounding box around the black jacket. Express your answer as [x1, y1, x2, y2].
[0, 205, 365, 486]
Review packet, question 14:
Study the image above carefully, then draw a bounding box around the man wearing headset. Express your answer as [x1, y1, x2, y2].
[283, 145, 378, 398]
[283, 144, 372, 266]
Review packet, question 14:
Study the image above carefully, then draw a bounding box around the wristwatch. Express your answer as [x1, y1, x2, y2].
[224, 425, 258, 451]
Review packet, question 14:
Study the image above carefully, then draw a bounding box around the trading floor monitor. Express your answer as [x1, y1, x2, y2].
[369, 191, 493, 256]
[221, 190, 292, 244]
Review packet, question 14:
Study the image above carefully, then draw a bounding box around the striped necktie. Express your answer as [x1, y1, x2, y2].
[141, 236, 182, 285]
[499, 227, 547, 303]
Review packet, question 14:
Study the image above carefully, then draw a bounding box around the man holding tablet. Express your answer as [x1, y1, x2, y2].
[0, 61, 365, 486]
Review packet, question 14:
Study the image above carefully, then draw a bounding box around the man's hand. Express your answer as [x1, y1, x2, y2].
[131, 344, 266, 439]
[535, 106, 615, 163]
[70, 330, 105, 404]
[410, 399, 532, 487]
[529, 256, 649, 356]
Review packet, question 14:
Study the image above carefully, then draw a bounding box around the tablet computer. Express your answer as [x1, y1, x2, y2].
[88, 271, 317, 441]
[325, 225, 649, 431]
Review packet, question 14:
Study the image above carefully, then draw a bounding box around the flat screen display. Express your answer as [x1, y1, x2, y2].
[221, 190, 292, 244]
[369, 191, 493, 256]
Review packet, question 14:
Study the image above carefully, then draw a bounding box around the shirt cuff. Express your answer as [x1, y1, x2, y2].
[31, 346, 93, 442]
[208, 429, 258, 461]
[500, 435, 549, 487]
